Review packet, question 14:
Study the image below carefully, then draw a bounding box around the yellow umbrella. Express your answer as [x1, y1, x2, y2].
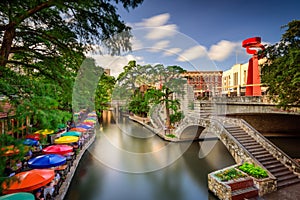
[54, 136, 78, 144]
[35, 129, 54, 135]
[84, 120, 96, 123]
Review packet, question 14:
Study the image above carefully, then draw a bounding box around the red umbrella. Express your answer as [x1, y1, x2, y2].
[42, 145, 73, 155]
[25, 133, 45, 141]
[2, 169, 55, 194]
[69, 127, 87, 133]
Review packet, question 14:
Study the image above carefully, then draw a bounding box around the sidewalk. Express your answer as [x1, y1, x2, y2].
[263, 183, 300, 199]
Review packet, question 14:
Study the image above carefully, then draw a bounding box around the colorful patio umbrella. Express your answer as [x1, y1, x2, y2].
[28, 154, 66, 169]
[23, 138, 38, 146]
[76, 124, 92, 129]
[69, 128, 87, 133]
[34, 129, 54, 135]
[81, 121, 94, 126]
[54, 136, 79, 144]
[84, 118, 96, 122]
[0, 192, 35, 200]
[2, 169, 55, 194]
[61, 131, 82, 137]
[25, 133, 45, 141]
[87, 113, 97, 117]
[42, 145, 73, 155]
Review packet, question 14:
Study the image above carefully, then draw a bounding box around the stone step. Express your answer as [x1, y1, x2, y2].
[251, 150, 270, 156]
[272, 170, 294, 177]
[277, 177, 300, 189]
[257, 156, 276, 163]
[277, 173, 299, 182]
[227, 178, 255, 191]
[260, 159, 281, 166]
[237, 138, 255, 143]
[247, 147, 266, 153]
[269, 166, 288, 173]
[246, 145, 264, 150]
[264, 162, 285, 170]
[234, 135, 252, 139]
[255, 153, 273, 159]
[231, 186, 259, 200]
[229, 130, 246, 133]
[242, 141, 260, 146]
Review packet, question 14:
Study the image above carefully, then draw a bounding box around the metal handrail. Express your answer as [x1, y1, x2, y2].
[211, 117, 276, 180]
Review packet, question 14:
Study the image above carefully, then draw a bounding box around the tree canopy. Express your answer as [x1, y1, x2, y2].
[0, 0, 143, 130]
[261, 20, 300, 109]
[115, 61, 186, 127]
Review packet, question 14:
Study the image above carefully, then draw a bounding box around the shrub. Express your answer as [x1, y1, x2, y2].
[214, 168, 247, 182]
[238, 162, 268, 179]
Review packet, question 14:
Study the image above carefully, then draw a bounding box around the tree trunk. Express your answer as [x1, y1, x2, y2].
[0, 25, 15, 77]
[165, 90, 171, 128]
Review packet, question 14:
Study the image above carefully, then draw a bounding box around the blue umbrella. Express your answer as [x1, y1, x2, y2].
[23, 138, 38, 146]
[28, 154, 66, 169]
[76, 124, 92, 129]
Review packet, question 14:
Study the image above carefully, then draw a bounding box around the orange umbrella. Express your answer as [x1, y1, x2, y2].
[69, 127, 87, 133]
[2, 169, 55, 194]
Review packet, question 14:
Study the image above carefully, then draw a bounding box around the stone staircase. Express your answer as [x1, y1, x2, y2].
[227, 178, 259, 200]
[225, 126, 300, 189]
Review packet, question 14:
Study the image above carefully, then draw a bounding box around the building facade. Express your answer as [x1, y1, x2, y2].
[181, 71, 223, 99]
[222, 59, 267, 96]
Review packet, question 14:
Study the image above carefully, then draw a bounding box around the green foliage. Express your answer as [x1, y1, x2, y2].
[170, 111, 184, 124]
[95, 72, 116, 114]
[0, 134, 27, 194]
[214, 168, 247, 182]
[238, 162, 268, 179]
[128, 91, 149, 117]
[261, 20, 300, 109]
[165, 134, 176, 138]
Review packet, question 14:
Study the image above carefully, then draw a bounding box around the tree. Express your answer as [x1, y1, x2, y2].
[115, 61, 186, 127]
[95, 71, 116, 121]
[0, 0, 143, 130]
[261, 20, 300, 109]
[0, 0, 144, 69]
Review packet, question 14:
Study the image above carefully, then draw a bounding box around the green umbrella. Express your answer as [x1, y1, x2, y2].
[61, 131, 82, 137]
[0, 192, 34, 200]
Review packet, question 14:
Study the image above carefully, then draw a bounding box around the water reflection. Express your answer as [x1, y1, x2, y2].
[65, 113, 235, 200]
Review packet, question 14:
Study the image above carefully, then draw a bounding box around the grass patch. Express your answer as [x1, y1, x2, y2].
[165, 134, 176, 138]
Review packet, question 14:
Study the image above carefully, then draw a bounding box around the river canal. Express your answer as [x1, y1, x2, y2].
[64, 113, 236, 200]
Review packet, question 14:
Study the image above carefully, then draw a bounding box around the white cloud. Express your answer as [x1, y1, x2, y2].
[91, 54, 144, 77]
[145, 24, 178, 40]
[208, 40, 239, 61]
[176, 45, 207, 62]
[130, 37, 143, 51]
[163, 48, 182, 57]
[148, 40, 170, 52]
[136, 13, 170, 27]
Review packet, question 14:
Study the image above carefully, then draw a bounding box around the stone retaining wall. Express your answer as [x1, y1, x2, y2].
[56, 129, 96, 200]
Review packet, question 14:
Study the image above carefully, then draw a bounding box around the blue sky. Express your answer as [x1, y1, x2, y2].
[91, 0, 300, 76]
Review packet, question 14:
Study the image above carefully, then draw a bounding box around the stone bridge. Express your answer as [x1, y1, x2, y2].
[175, 113, 300, 196]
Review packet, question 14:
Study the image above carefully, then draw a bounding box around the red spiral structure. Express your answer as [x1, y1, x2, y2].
[242, 37, 265, 96]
